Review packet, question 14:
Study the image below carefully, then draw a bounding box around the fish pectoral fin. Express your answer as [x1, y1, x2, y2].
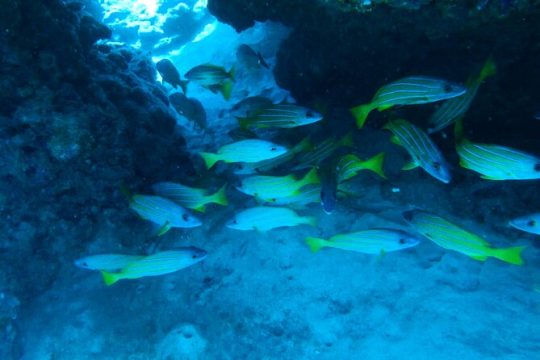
[470, 255, 488, 261]
[193, 205, 206, 213]
[480, 175, 501, 180]
[156, 222, 171, 236]
[402, 160, 419, 171]
[389, 135, 402, 146]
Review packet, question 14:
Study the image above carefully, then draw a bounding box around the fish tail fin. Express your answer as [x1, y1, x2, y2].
[211, 184, 228, 206]
[362, 152, 387, 179]
[478, 57, 496, 82]
[491, 246, 525, 265]
[350, 103, 373, 129]
[301, 167, 320, 187]
[305, 237, 327, 253]
[340, 132, 354, 147]
[220, 80, 233, 101]
[200, 152, 220, 169]
[228, 65, 236, 81]
[179, 80, 189, 95]
[101, 271, 120, 286]
[303, 216, 317, 227]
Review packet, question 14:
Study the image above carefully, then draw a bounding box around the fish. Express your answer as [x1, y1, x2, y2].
[509, 213, 540, 235]
[350, 76, 467, 128]
[184, 64, 234, 100]
[534, 111, 540, 120]
[75, 254, 144, 272]
[100, 247, 207, 286]
[428, 58, 496, 133]
[156, 59, 188, 93]
[230, 96, 274, 117]
[336, 152, 386, 182]
[233, 137, 313, 175]
[226, 206, 316, 232]
[384, 119, 451, 183]
[236, 44, 269, 69]
[402, 209, 525, 265]
[236, 103, 323, 129]
[128, 194, 202, 235]
[305, 228, 420, 255]
[152, 182, 228, 213]
[200, 139, 288, 169]
[455, 120, 540, 180]
[236, 167, 320, 202]
[290, 133, 353, 171]
[169, 93, 207, 129]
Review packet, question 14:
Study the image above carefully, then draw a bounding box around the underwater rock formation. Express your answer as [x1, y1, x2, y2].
[0, 1, 192, 344]
[208, 0, 540, 143]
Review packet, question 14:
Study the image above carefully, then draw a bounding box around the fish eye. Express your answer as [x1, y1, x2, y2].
[399, 238, 406, 244]
[306, 111, 314, 117]
[527, 220, 536, 227]
[82, 262, 88, 267]
[271, 147, 277, 151]
[433, 162, 441, 170]
[182, 213, 189, 221]
[443, 83, 453, 93]
[535, 163, 540, 171]
[192, 254, 197, 259]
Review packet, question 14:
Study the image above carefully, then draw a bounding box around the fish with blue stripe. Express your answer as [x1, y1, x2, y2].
[290, 133, 353, 171]
[428, 58, 496, 133]
[100, 247, 207, 286]
[128, 194, 202, 235]
[455, 120, 540, 180]
[402, 209, 525, 265]
[384, 119, 451, 183]
[351, 76, 466, 128]
[237, 103, 323, 129]
[236, 167, 319, 202]
[152, 182, 228, 212]
[305, 228, 420, 255]
[185, 64, 235, 100]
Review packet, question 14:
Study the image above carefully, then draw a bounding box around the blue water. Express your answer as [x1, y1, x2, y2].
[1, 1, 539, 359]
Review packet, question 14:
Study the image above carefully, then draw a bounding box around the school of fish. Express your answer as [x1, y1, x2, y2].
[76, 50, 539, 286]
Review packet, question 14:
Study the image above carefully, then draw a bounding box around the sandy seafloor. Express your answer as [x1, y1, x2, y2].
[8, 2, 540, 359]
[18, 168, 540, 359]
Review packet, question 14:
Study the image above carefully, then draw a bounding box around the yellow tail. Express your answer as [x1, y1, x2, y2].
[350, 103, 373, 129]
[220, 80, 233, 101]
[101, 271, 121, 286]
[211, 184, 228, 206]
[361, 152, 387, 179]
[491, 246, 525, 265]
[478, 57, 496, 83]
[200, 152, 220, 169]
[300, 167, 320, 187]
[305, 237, 326, 252]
